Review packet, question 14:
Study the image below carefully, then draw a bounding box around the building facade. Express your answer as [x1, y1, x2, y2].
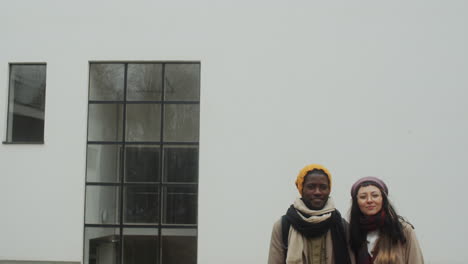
[1, 1, 468, 264]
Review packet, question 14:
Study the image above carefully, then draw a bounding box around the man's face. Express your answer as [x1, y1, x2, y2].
[301, 172, 331, 210]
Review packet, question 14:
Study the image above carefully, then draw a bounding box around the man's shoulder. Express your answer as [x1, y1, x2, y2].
[273, 217, 282, 229]
[272, 215, 289, 232]
[333, 209, 349, 225]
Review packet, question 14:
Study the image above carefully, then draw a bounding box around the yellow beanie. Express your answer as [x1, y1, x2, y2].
[295, 164, 332, 195]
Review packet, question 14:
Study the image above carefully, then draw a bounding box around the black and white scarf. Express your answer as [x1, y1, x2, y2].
[284, 197, 352, 264]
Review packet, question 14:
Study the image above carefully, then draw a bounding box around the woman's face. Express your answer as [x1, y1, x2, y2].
[357, 185, 383, 216]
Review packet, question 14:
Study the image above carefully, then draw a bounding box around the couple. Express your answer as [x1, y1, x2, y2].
[268, 164, 424, 264]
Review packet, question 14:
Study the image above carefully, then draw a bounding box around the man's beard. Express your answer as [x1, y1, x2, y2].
[301, 197, 328, 210]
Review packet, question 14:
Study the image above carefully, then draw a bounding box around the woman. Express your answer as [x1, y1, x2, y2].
[349, 176, 424, 264]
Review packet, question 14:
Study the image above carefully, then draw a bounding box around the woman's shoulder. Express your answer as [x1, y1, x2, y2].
[399, 217, 415, 229]
[398, 216, 424, 262]
[398, 217, 418, 238]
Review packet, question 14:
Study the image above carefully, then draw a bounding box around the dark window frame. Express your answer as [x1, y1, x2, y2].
[3, 62, 47, 144]
[84, 61, 200, 264]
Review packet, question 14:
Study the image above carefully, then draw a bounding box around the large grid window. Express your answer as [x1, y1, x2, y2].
[84, 62, 200, 264]
[5, 63, 46, 143]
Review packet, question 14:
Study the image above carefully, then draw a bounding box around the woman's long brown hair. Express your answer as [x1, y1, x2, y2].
[349, 182, 407, 263]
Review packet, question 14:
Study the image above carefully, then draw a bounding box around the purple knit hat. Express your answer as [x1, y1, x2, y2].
[350, 176, 388, 197]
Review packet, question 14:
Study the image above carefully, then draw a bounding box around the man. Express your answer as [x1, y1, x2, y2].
[268, 164, 354, 264]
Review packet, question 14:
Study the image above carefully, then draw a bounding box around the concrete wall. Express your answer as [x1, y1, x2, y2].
[0, 1, 467, 263]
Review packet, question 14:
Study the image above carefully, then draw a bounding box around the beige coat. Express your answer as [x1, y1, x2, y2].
[267, 218, 355, 264]
[372, 221, 424, 264]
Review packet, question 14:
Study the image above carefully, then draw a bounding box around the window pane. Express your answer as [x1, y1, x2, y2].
[161, 229, 197, 264]
[85, 186, 120, 224]
[89, 64, 125, 101]
[85, 227, 120, 264]
[126, 104, 161, 142]
[123, 228, 159, 264]
[164, 64, 200, 101]
[127, 64, 162, 101]
[88, 104, 123, 141]
[87, 145, 121, 183]
[125, 145, 160, 183]
[163, 146, 198, 183]
[163, 186, 197, 224]
[163, 104, 199, 142]
[85, 62, 200, 264]
[7, 64, 46, 142]
[124, 185, 159, 224]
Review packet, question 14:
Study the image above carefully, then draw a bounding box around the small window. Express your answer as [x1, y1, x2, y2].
[5, 63, 47, 143]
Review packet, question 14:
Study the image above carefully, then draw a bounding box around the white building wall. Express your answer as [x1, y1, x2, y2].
[0, 1, 467, 263]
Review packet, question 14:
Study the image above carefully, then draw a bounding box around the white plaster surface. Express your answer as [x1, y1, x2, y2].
[0, 0, 467, 263]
